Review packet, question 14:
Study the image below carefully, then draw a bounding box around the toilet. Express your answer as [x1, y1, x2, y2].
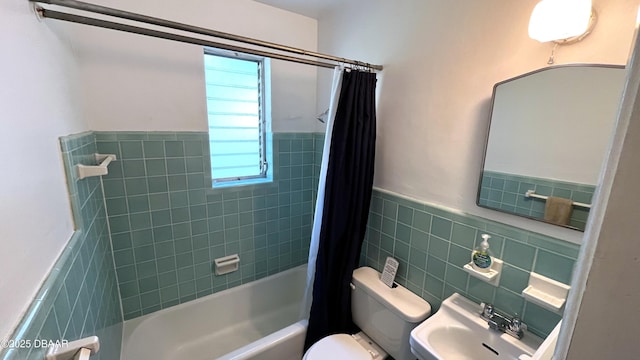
[304, 266, 432, 360]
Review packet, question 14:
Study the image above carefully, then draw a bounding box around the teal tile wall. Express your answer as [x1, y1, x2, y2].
[312, 133, 325, 210]
[1, 128, 580, 358]
[362, 189, 580, 338]
[1, 133, 123, 360]
[95, 131, 318, 320]
[478, 170, 595, 231]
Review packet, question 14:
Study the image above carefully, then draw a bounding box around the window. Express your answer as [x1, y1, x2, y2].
[203, 49, 271, 186]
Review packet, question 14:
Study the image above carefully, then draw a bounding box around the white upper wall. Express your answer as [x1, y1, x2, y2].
[0, 0, 86, 342]
[72, 0, 321, 133]
[316, 0, 638, 243]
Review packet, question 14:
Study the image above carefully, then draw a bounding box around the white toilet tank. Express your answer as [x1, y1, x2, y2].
[351, 267, 432, 360]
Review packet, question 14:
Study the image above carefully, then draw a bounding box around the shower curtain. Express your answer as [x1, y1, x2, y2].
[304, 69, 377, 349]
[302, 66, 344, 320]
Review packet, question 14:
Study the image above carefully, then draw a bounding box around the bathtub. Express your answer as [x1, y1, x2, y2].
[121, 265, 308, 360]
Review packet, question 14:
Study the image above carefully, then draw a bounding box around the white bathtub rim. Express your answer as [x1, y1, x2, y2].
[217, 319, 308, 360]
[121, 264, 308, 358]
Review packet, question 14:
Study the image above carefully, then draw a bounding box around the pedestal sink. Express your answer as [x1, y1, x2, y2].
[410, 293, 543, 360]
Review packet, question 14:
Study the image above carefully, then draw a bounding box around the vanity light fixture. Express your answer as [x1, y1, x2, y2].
[528, 0, 597, 64]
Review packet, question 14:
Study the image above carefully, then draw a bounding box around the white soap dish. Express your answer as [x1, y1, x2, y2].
[522, 272, 570, 312]
[214, 254, 240, 275]
[463, 258, 503, 286]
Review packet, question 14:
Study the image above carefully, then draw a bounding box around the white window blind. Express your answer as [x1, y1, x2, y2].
[204, 51, 267, 183]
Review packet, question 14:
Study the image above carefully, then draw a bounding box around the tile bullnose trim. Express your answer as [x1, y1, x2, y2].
[373, 186, 466, 216]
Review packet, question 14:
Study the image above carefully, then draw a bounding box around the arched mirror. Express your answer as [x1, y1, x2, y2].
[477, 64, 626, 231]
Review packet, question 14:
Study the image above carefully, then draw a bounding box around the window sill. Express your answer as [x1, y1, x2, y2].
[211, 177, 273, 190]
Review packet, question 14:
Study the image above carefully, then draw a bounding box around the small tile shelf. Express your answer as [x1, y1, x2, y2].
[463, 258, 503, 286]
[522, 272, 570, 312]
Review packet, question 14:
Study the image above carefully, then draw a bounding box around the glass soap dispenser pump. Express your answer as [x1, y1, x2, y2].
[471, 234, 493, 273]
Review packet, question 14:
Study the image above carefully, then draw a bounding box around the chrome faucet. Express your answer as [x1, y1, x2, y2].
[480, 303, 526, 339]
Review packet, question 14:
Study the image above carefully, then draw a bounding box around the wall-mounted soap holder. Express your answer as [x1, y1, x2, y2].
[522, 272, 571, 312]
[463, 258, 503, 286]
[214, 254, 240, 275]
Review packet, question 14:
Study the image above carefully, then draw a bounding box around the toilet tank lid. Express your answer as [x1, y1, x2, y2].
[352, 267, 431, 322]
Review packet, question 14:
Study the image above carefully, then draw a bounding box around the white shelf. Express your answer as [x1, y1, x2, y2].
[463, 258, 503, 286]
[521, 272, 570, 312]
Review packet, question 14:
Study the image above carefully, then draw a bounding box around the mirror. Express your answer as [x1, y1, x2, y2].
[477, 64, 626, 231]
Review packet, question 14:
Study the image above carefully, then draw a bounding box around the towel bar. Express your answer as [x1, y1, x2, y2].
[524, 190, 591, 209]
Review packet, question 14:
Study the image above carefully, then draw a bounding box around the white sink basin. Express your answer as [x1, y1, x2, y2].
[410, 293, 543, 360]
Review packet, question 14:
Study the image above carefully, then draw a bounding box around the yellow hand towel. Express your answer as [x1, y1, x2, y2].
[544, 196, 574, 226]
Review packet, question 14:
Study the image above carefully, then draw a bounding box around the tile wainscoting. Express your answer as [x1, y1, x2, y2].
[1, 133, 123, 360]
[3, 129, 582, 358]
[362, 188, 579, 338]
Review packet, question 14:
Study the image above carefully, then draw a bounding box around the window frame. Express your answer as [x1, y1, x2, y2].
[203, 48, 271, 186]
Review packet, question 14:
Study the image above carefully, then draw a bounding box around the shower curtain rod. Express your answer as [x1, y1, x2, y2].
[30, 0, 384, 71]
[37, 8, 338, 69]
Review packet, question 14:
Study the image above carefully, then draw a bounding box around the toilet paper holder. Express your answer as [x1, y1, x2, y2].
[45, 336, 99, 360]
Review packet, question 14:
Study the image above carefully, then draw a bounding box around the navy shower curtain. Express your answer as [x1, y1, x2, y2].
[304, 70, 377, 349]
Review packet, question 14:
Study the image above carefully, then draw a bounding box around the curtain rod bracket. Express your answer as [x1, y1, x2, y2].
[32, 3, 44, 21]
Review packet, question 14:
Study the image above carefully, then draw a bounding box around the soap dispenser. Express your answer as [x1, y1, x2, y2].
[471, 234, 493, 273]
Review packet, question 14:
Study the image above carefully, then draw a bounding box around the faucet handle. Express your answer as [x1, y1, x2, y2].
[511, 317, 522, 330]
[510, 316, 527, 332]
[480, 303, 494, 319]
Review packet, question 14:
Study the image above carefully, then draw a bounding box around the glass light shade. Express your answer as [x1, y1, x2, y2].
[528, 0, 593, 42]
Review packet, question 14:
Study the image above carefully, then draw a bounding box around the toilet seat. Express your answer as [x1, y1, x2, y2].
[303, 333, 385, 360]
